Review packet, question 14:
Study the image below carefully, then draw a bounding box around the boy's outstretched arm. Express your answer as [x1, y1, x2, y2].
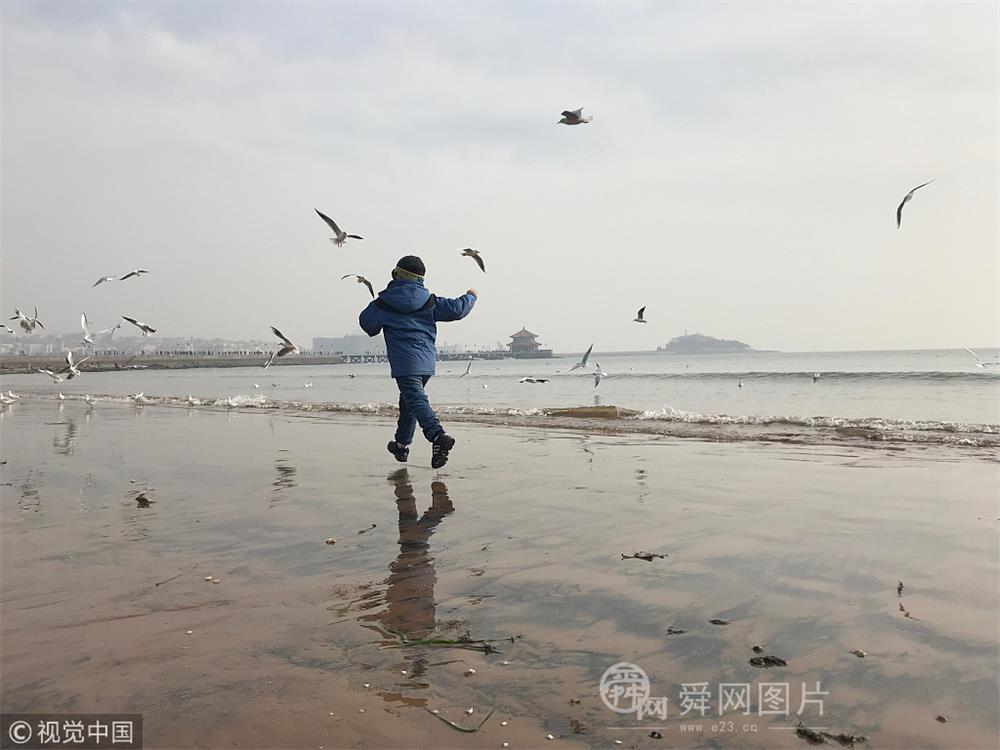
[433, 289, 478, 322]
[359, 301, 383, 336]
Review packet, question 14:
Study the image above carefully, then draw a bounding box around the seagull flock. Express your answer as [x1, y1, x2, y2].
[1, 106, 989, 410]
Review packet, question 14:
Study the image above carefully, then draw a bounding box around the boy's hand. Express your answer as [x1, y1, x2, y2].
[467, 288, 479, 297]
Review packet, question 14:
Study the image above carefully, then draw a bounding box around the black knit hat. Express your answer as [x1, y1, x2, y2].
[394, 255, 426, 280]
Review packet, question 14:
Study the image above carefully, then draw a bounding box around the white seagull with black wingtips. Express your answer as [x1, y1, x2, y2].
[461, 248, 486, 272]
[564, 343, 594, 372]
[558, 108, 592, 125]
[122, 315, 156, 336]
[341, 274, 375, 298]
[315, 209, 363, 247]
[270, 326, 300, 358]
[896, 181, 934, 228]
[964, 347, 997, 368]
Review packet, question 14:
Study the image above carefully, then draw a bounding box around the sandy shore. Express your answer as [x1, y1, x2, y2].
[1, 401, 997, 749]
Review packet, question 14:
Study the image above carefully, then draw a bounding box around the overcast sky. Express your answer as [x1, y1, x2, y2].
[2, 1, 996, 353]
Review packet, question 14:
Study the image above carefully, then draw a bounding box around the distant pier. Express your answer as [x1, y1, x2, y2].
[0, 349, 519, 374]
[338, 349, 511, 365]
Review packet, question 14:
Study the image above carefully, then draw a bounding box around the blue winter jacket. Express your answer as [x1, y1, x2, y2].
[359, 279, 477, 377]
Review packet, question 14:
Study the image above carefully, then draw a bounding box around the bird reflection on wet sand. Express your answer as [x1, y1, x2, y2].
[272, 450, 297, 502]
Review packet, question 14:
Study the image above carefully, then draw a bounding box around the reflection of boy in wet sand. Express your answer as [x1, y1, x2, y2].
[381, 469, 454, 634]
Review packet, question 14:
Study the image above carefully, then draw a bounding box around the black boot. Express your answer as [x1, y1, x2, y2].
[431, 434, 456, 469]
[387, 441, 409, 463]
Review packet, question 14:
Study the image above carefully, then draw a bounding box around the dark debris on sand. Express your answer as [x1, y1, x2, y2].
[708, 618, 730, 625]
[795, 722, 867, 747]
[749, 655, 787, 667]
[621, 551, 667, 561]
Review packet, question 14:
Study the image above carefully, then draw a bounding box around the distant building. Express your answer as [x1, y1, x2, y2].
[509, 328, 553, 359]
[313, 334, 386, 356]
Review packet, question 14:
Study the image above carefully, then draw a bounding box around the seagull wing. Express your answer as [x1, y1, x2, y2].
[93, 277, 108, 287]
[637, 306, 646, 320]
[76, 356, 92, 367]
[119, 271, 137, 280]
[270, 326, 294, 347]
[895, 198, 906, 229]
[964, 347, 984, 364]
[263, 351, 276, 369]
[579, 343, 594, 367]
[314, 209, 342, 235]
[361, 277, 375, 297]
[473, 253, 485, 272]
[911, 179, 935, 193]
[346, 234, 364, 240]
[122, 315, 140, 328]
[562, 109, 582, 117]
[81, 313, 91, 336]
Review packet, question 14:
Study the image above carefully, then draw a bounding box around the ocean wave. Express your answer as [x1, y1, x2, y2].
[553, 370, 1000, 383]
[10, 392, 996, 452]
[635, 406, 999, 434]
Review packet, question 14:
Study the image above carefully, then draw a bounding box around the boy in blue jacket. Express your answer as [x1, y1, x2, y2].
[359, 256, 478, 468]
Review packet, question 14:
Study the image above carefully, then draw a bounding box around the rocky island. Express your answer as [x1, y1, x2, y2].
[658, 333, 755, 354]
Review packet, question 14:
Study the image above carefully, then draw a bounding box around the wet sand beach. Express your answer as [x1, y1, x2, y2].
[1, 401, 997, 749]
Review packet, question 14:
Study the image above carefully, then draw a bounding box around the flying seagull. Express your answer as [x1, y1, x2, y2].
[558, 108, 592, 125]
[459, 359, 473, 378]
[81, 313, 97, 346]
[896, 180, 934, 229]
[315, 209, 363, 247]
[565, 343, 594, 372]
[964, 347, 997, 368]
[270, 326, 300, 357]
[461, 248, 486, 272]
[594, 370, 603, 388]
[119, 269, 150, 281]
[10, 307, 43, 333]
[93, 276, 115, 287]
[341, 274, 375, 298]
[9, 309, 31, 333]
[122, 315, 156, 336]
[39, 368, 64, 383]
[634, 306, 647, 323]
[81, 314, 116, 346]
[519, 377, 549, 384]
[60, 349, 91, 380]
